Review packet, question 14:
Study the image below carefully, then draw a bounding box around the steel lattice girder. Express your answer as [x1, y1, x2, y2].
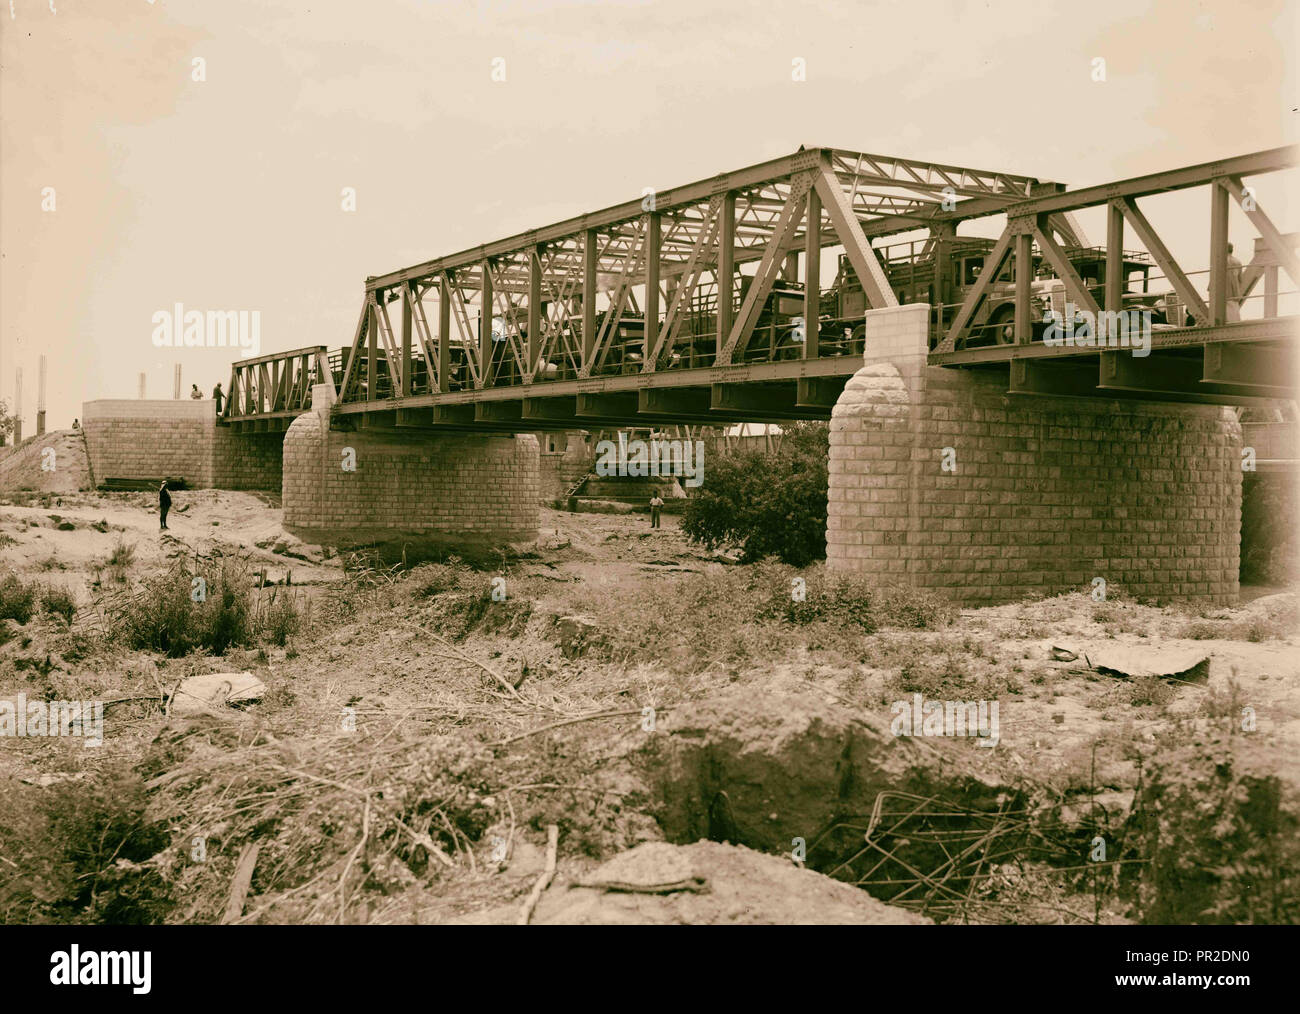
[337, 147, 1055, 400]
[931, 145, 1298, 358]
[223, 345, 330, 420]
[366, 147, 1050, 293]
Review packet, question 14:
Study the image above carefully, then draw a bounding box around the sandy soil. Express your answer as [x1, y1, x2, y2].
[0, 489, 339, 601]
[1, 489, 1296, 925]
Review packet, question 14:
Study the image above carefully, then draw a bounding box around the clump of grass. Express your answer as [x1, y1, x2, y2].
[1092, 604, 1119, 624]
[256, 587, 304, 647]
[0, 762, 171, 924]
[1126, 674, 1176, 708]
[764, 569, 954, 632]
[419, 567, 533, 641]
[101, 558, 253, 656]
[1201, 677, 1249, 722]
[552, 562, 955, 672]
[1180, 620, 1224, 640]
[134, 723, 511, 923]
[1134, 731, 1300, 924]
[1176, 596, 1298, 642]
[40, 585, 76, 625]
[107, 538, 136, 568]
[411, 558, 480, 598]
[885, 653, 1021, 701]
[326, 548, 408, 613]
[0, 572, 38, 624]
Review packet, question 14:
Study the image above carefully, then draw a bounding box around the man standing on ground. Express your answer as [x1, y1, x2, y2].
[212, 381, 225, 415]
[159, 481, 171, 531]
[649, 493, 663, 529]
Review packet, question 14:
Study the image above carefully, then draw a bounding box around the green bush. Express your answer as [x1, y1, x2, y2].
[681, 421, 829, 566]
[0, 572, 37, 624]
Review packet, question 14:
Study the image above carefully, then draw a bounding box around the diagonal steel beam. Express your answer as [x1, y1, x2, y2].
[447, 272, 481, 389]
[589, 218, 646, 376]
[1031, 217, 1101, 318]
[1220, 176, 1300, 286]
[1116, 197, 1210, 326]
[645, 196, 721, 370]
[408, 280, 439, 393]
[936, 229, 1014, 353]
[814, 164, 896, 311]
[337, 297, 370, 403]
[718, 174, 813, 365]
[369, 292, 403, 396]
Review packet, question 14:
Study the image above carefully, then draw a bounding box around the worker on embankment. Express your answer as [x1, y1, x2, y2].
[159, 480, 171, 531]
[213, 382, 225, 415]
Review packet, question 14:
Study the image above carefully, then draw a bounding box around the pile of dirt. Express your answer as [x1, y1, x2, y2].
[458, 841, 930, 925]
[0, 430, 90, 494]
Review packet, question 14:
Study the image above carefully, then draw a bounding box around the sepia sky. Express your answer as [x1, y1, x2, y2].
[1, 0, 1295, 429]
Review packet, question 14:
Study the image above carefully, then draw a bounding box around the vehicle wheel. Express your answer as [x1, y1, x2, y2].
[850, 323, 866, 355]
[987, 306, 1017, 345]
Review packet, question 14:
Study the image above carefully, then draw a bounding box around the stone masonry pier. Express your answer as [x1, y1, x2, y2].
[827, 304, 1242, 605]
[280, 385, 539, 545]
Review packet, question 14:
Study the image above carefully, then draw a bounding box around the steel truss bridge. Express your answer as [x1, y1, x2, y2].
[222, 145, 1298, 433]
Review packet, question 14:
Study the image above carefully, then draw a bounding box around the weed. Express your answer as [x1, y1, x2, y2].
[0, 572, 37, 624]
[41, 586, 76, 625]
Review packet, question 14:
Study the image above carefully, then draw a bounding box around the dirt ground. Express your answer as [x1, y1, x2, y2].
[1, 487, 1297, 925]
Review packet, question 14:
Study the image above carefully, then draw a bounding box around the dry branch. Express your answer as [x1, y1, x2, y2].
[220, 842, 262, 924]
[516, 824, 558, 926]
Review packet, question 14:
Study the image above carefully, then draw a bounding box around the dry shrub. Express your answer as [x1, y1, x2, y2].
[101, 557, 252, 656]
[138, 720, 503, 923]
[555, 562, 954, 672]
[0, 763, 170, 924]
[409, 560, 533, 640]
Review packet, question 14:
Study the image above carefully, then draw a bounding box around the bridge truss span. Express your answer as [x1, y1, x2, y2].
[222, 144, 1299, 431]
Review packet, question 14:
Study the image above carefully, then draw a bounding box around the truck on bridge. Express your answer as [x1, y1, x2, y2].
[600, 239, 1193, 368]
[732, 239, 1188, 357]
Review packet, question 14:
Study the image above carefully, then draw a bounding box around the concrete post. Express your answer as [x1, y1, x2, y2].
[36, 356, 46, 436]
[13, 366, 22, 445]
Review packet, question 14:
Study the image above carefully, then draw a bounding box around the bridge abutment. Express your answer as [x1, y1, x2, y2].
[281, 385, 539, 545]
[81, 399, 281, 490]
[828, 305, 1242, 604]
